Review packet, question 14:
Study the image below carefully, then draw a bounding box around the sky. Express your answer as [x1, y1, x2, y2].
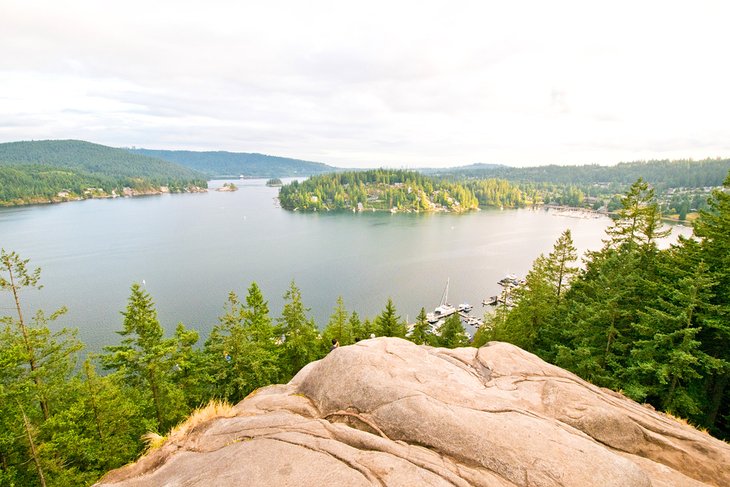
[1, 1, 729, 168]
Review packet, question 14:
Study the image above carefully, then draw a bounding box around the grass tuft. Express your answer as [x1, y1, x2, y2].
[141, 400, 237, 453]
[142, 432, 166, 452]
[168, 400, 237, 440]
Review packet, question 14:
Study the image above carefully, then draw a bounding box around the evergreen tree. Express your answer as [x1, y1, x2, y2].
[0, 250, 84, 486]
[625, 260, 715, 416]
[554, 180, 669, 388]
[204, 284, 281, 402]
[436, 313, 469, 348]
[604, 178, 670, 251]
[322, 296, 352, 347]
[40, 360, 154, 483]
[102, 283, 197, 431]
[277, 281, 321, 380]
[471, 315, 495, 348]
[500, 255, 555, 354]
[497, 230, 578, 356]
[375, 298, 406, 337]
[359, 318, 377, 339]
[555, 249, 641, 388]
[408, 307, 432, 345]
[348, 311, 367, 341]
[545, 229, 579, 301]
[686, 172, 730, 435]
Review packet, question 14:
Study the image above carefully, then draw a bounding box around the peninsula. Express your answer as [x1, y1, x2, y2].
[278, 169, 525, 212]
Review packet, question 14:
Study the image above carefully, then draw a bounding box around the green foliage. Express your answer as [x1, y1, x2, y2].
[375, 298, 406, 338]
[408, 307, 433, 345]
[2, 172, 730, 485]
[131, 148, 334, 178]
[322, 296, 353, 348]
[435, 313, 469, 348]
[493, 174, 730, 439]
[495, 229, 578, 355]
[278, 169, 498, 212]
[203, 284, 281, 403]
[266, 178, 284, 187]
[277, 281, 322, 380]
[0, 251, 151, 486]
[0, 140, 207, 205]
[102, 283, 199, 431]
[433, 158, 730, 189]
[604, 178, 670, 252]
[471, 317, 495, 348]
[430, 159, 730, 214]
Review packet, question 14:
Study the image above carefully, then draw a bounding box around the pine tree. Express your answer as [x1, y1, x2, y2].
[204, 283, 280, 402]
[499, 230, 578, 356]
[375, 298, 406, 337]
[102, 283, 197, 431]
[501, 256, 555, 354]
[40, 360, 154, 481]
[277, 281, 321, 380]
[545, 229, 579, 301]
[322, 296, 352, 347]
[0, 250, 81, 420]
[436, 313, 469, 348]
[604, 178, 670, 251]
[0, 250, 83, 486]
[408, 307, 432, 345]
[625, 259, 715, 417]
[553, 181, 669, 388]
[348, 311, 367, 341]
[686, 172, 730, 435]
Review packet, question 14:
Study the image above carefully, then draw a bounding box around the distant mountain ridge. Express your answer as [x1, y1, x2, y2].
[129, 148, 337, 178]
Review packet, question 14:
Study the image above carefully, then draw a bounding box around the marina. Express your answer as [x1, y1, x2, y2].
[423, 279, 482, 334]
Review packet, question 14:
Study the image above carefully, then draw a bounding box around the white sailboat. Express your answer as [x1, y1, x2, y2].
[427, 278, 457, 323]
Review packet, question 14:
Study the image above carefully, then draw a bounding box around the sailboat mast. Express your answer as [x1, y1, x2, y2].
[441, 278, 450, 306]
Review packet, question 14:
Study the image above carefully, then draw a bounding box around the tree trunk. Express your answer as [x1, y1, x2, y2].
[8, 265, 49, 420]
[148, 368, 164, 430]
[83, 361, 105, 441]
[20, 405, 46, 487]
[705, 372, 728, 429]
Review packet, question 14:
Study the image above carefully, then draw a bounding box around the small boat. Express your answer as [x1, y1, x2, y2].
[427, 304, 457, 323]
[483, 294, 515, 308]
[465, 316, 482, 328]
[458, 303, 473, 313]
[497, 274, 525, 288]
[429, 319, 446, 332]
[427, 279, 457, 323]
[482, 295, 499, 306]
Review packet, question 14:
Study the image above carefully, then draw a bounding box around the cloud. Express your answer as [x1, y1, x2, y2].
[1, 0, 729, 167]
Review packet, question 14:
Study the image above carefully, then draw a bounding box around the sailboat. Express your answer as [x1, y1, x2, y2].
[426, 279, 457, 323]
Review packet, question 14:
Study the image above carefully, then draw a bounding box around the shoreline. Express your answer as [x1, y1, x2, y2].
[0, 185, 208, 209]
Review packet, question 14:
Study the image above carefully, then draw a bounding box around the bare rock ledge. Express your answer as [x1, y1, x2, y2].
[97, 338, 730, 487]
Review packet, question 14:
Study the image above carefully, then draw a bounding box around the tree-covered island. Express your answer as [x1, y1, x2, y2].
[278, 169, 527, 212]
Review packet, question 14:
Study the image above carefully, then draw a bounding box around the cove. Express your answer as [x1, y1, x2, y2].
[0, 179, 691, 351]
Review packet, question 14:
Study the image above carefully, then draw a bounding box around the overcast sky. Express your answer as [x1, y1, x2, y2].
[1, 1, 729, 168]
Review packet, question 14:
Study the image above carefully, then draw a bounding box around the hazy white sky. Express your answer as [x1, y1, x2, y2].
[1, 1, 729, 168]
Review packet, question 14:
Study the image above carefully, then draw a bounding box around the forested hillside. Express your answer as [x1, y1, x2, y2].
[434, 158, 730, 188]
[278, 169, 526, 212]
[477, 173, 730, 440]
[427, 158, 730, 218]
[0, 140, 207, 205]
[129, 148, 336, 178]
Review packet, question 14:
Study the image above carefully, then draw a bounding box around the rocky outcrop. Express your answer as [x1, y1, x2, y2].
[97, 338, 730, 487]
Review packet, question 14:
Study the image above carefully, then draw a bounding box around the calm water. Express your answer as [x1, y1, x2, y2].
[0, 179, 692, 351]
